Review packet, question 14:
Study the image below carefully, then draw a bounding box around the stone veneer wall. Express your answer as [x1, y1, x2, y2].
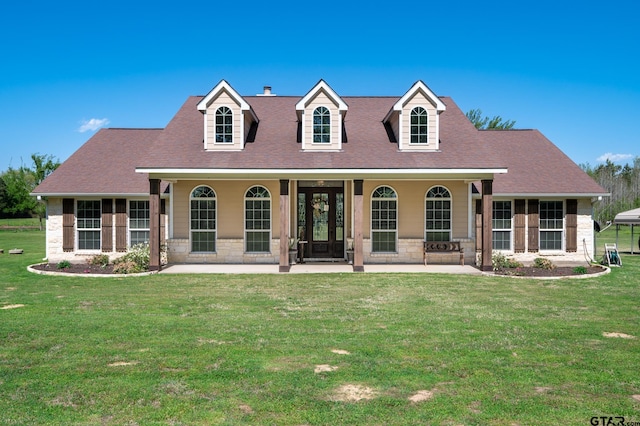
[363, 238, 475, 265]
[167, 239, 280, 264]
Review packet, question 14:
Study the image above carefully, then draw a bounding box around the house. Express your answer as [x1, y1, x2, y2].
[32, 79, 608, 272]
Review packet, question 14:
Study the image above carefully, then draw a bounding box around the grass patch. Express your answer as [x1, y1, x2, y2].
[1, 230, 639, 424]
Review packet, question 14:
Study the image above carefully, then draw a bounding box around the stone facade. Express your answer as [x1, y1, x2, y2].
[167, 238, 280, 264]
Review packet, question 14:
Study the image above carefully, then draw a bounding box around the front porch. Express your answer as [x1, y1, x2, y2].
[159, 262, 482, 275]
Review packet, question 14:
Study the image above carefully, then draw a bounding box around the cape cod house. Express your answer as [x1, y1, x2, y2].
[32, 80, 608, 272]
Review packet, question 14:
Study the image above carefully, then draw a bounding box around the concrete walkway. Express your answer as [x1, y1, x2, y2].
[159, 263, 482, 275]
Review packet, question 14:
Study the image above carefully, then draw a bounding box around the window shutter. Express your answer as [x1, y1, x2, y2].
[62, 198, 75, 252]
[475, 199, 482, 251]
[528, 199, 539, 252]
[101, 199, 113, 252]
[514, 199, 526, 253]
[115, 199, 127, 252]
[566, 199, 578, 252]
[160, 199, 166, 245]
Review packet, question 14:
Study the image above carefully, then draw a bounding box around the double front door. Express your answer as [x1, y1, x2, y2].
[298, 188, 344, 259]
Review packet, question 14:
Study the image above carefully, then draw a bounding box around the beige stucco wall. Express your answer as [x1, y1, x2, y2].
[302, 90, 342, 150]
[399, 91, 439, 150]
[204, 89, 244, 151]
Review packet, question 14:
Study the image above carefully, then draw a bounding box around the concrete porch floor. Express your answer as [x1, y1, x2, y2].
[159, 263, 482, 274]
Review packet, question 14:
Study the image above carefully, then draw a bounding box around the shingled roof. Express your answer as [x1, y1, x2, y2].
[33, 90, 607, 197]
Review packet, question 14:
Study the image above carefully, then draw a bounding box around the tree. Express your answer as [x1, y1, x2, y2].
[466, 108, 516, 130]
[0, 153, 60, 228]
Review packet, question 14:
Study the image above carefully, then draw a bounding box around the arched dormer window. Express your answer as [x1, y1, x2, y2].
[313, 106, 331, 143]
[215, 106, 233, 143]
[410, 107, 428, 144]
[425, 186, 451, 241]
[245, 186, 271, 253]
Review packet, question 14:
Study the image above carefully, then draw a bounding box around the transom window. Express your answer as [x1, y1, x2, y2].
[313, 106, 331, 143]
[245, 186, 271, 253]
[215, 106, 233, 143]
[492, 201, 512, 250]
[129, 200, 150, 246]
[540, 201, 563, 250]
[371, 186, 397, 252]
[77, 200, 101, 250]
[410, 107, 428, 144]
[425, 186, 451, 241]
[190, 186, 216, 252]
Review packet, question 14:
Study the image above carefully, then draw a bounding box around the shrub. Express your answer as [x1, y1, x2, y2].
[88, 254, 110, 267]
[572, 266, 588, 275]
[492, 253, 523, 271]
[113, 243, 150, 274]
[56, 260, 71, 270]
[533, 257, 556, 270]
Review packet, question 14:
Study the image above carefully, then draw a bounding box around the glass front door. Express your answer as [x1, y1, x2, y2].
[298, 187, 344, 259]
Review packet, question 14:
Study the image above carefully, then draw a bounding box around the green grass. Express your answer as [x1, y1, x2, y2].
[0, 217, 40, 227]
[1, 230, 640, 425]
[596, 224, 640, 257]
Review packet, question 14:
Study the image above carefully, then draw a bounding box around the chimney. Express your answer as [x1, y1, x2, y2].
[257, 85, 276, 96]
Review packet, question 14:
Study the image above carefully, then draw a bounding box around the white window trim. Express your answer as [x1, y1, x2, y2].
[409, 106, 429, 145]
[492, 200, 513, 252]
[539, 200, 565, 252]
[214, 105, 234, 144]
[76, 199, 101, 252]
[312, 105, 332, 144]
[424, 185, 453, 242]
[244, 185, 272, 253]
[189, 185, 217, 253]
[128, 199, 150, 248]
[370, 185, 398, 253]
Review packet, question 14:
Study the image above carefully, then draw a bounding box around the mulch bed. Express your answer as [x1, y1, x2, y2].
[494, 265, 605, 277]
[32, 263, 116, 274]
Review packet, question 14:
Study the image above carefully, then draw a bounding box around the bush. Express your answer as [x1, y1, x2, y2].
[56, 260, 71, 270]
[492, 253, 523, 271]
[572, 266, 588, 275]
[113, 243, 149, 274]
[533, 257, 556, 270]
[88, 254, 110, 267]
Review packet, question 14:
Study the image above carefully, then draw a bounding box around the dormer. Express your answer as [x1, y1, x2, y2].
[197, 80, 258, 151]
[384, 81, 446, 151]
[295, 80, 348, 151]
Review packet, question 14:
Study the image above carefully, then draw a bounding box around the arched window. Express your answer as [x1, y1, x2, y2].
[190, 186, 216, 252]
[245, 186, 271, 252]
[410, 107, 428, 144]
[215, 106, 233, 143]
[371, 186, 397, 252]
[313, 106, 331, 143]
[425, 186, 451, 242]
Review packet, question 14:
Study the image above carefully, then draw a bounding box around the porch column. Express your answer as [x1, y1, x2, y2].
[353, 179, 364, 272]
[481, 179, 493, 272]
[149, 178, 161, 271]
[279, 180, 290, 272]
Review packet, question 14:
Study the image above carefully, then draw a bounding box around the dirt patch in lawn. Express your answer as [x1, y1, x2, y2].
[408, 390, 434, 403]
[1, 304, 25, 310]
[603, 332, 636, 339]
[331, 384, 378, 402]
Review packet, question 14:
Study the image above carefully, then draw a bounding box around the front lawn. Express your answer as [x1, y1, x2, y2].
[1, 229, 639, 425]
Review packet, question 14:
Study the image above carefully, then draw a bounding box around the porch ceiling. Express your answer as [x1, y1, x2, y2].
[136, 167, 507, 181]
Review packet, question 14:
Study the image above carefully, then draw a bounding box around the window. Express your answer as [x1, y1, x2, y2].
[410, 107, 428, 144]
[313, 106, 330, 143]
[129, 200, 150, 246]
[371, 186, 397, 252]
[215, 106, 233, 143]
[245, 186, 271, 252]
[190, 186, 216, 252]
[425, 186, 451, 241]
[540, 201, 563, 250]
[493, 201, 512, 250]
[77, 200, 101, 250]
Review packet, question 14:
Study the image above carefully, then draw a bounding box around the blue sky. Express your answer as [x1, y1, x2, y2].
[1, 0, 638, 171]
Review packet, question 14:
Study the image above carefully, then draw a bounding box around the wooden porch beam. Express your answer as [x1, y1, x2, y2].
[353, 179, 364, 272]
[149, 178, 161, 271]
[279, 179, 290, 272]
[481, 179, 493, 272]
